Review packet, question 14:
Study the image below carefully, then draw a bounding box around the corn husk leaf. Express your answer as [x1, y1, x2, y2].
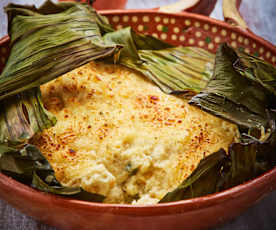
[103, 27, 214, 96]
[160, 132, 276, 203]
[190, 43, 275, 130]
[0, 1, 121, 101]
[0, 88, 56, 146]
[0, 144, 104, 202]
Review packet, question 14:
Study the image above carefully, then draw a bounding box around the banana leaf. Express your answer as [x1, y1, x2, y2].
[190, 43, 276, 131]
[0, 88, 56, 146]
[103, 27, 172, 55]
[132, 31, 174, 51]
[103, 27, 173, 63]
[0, 144, 104, 202]
[23, 0, 114, 34]
[103, 27, 140, 61]
[190, 93, 268, 129]
[233, 50, 276, 99]
[103, 27, 214, 95]
[160, 149, 227, 202]
[0, 1, 121, 101]
[161, 44, 276, 203]
[220, 141, 276, 190]
[136, 47, 215, 95]
[160, 132, 276, 203]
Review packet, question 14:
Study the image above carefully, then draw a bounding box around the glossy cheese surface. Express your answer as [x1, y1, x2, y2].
[31, 61, 239, 204]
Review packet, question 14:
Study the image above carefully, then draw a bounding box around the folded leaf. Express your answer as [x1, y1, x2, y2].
[0, 144, 104, 202]
[206, 43, 269, 116]
[136, 47, 215, 95]
[5, 0, 113, 35]
[104, 27, 140, 61]
[160, 44, 276, 203]
[0, 1, 121, 101]
[190, 43, 275, 131]
[160, 149, 227, 203]
[103, 27, 173, 62]
[234, 50, 276, 101]
[103, 26, 172, 52]
[0, 88, 56, 146]
[132, 31, 173, 50]
[103, 27, 214, 95]
[190, 93, 268, 129]
[160, 132, 276, 203]
[220, 143, 261, 189]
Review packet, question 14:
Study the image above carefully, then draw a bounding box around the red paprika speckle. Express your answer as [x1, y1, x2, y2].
[69, 149, 75, 154]
[150, 96, 159, 101]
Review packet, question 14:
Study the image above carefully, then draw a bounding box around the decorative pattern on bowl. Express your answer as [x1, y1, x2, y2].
[104, 12, 276, 63]
[0, 11, 275, 75]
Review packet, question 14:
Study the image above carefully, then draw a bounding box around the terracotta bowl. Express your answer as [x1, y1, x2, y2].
[0, 5, 276, 230]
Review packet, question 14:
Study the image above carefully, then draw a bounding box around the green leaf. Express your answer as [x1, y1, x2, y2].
[0, 144, 104, 202]
[206, 43, 269, 116]
[234, 50, 276, 99]
[5, 0, 112, 35]
[190, 93, 268, 129]
[0, 88, 56, 146]
[190, 43, 274, 130]
[132, 32, 173, 50]
[160, 45, 276, 202]
[103, 27, 173, 61]
[135, 47, 215, 95]
[160, 133, 276, 203]
[220, 143, 259, 189]
[104, 27, 140, 61]
[0, 145, 15, 157]
[103, 27, 213, 96]
[160, 150, 227, 202]
[219, 133, 276, 190]
[0, 1, 121, 101]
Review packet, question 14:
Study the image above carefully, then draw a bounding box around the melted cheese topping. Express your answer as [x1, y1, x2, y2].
[31, 61, 239, 204]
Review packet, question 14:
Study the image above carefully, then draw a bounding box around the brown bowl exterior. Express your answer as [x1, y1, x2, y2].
[0, 10, 276, 230]
[0, 166, 275, 230]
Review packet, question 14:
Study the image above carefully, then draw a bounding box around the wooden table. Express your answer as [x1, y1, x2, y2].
[0, 0, 276, 229]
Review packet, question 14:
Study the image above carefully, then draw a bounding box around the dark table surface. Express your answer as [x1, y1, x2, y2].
[0, 0, 275, 229]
